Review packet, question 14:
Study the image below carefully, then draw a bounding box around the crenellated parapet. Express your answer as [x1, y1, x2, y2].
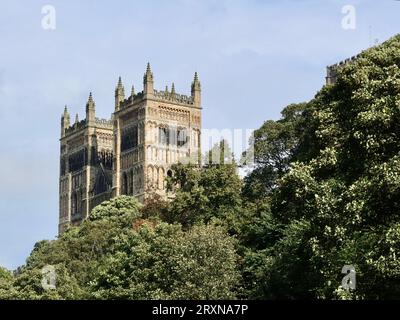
[95, 117, 113, 129]
[326, 53, 363, 85]
[64, 119, 87, 135]
[118, 88, 196, 110]
[116, 65, 201, 111]
[63, 117, 113, 136]
[118, 91, 143, 109]
[61, 93, 114, 138]
[154, 89, 195, 105]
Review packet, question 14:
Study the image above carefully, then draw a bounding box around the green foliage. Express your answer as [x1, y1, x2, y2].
[242, 103, 308, 200]
[12, 264, 85, 300]
[5, 196, 239, 300]
[165, 161, 242, 230]
[91, 223, 239, 299]
[243, 34, 400, 299]
[89, 195, 142, 224]
[0, 267, 17, 299]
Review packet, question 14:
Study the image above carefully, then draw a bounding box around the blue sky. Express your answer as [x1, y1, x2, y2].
[1, 0, 400, 269]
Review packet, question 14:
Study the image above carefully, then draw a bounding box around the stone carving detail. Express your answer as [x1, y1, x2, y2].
[154, 89, 194, 105]
[159, 106, 190, 122]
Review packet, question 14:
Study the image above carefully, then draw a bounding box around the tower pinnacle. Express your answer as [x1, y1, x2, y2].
[61, 105, 70, 137]
[191, 72, 201, 107]
[86, 92, 95, 124]
[143, 62, 154, 97]
[115, 77, 125, 110]
[87, 92, 95, 105]
[117, 76, 123, 89]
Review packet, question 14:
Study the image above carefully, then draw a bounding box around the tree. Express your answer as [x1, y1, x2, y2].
[89, 195, 142, 223]
[242, 103, 308, 200]
[0, 267, 17, 299]
[165, 161, 242, 230]
[12, 264, 85, 300]
[90, 223, 240, 300]
[9, 196, 143, 299]
[8, 195, 240, 300]
[264, 34, 400, 299]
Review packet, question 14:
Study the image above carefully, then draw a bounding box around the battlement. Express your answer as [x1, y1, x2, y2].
[326, 53, 363, 85]
[118, 86, 197, 111]
[63, 117, 113, 137]
[115, 64, 201, 111]
[64, 119, 86, 135]
[328, 53, 361, 70]
[119, 91, 143, 109]
[95, 117, 113, 128]
[154, 89, 194, 105]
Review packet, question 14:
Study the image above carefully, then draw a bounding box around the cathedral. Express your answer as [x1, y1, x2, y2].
[59, 64, 202, 234]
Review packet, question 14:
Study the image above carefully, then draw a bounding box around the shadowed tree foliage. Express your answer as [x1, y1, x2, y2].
[163, 140, 242, 230]
[2, 196, 239, 300]
[165, 160, 242, 230]
[242, 103, 309, 200]
[91, 223, 239, 299]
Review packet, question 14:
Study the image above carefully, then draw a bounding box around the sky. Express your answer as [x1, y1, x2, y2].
[1, 0, 400, 270]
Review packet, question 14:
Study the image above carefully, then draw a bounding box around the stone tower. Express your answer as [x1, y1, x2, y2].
[112, 63, 202, 201]
[59, 94, 114, 234]
[59, 64, 202, 234]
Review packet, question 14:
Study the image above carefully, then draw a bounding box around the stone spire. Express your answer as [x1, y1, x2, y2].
[191, 72, 201, 107]
[117, 76, 123, 88]
[131, 85, 135, 96]
[115, 77, 125, 111]
[146, 62, 151, 74]
[87, 92, 94, 105]
[171, 82, 176, 95]
[61, 105, 70, 137]
[143, 62, 154, 98]
[75, 113, 79, 124]
[86, 92, 95, 124]
[192, 72, 200, 89]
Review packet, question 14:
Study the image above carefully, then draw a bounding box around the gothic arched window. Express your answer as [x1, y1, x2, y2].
[129, 170, 133, 195]
[71, 192, 77, 214]
[122, 172, 128, 195]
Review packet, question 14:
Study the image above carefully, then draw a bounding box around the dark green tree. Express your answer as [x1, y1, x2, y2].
[264, 34, 400, 299]
[242, 103, 308, 200]
[165, 161, 242, 230]
[91, 223, 239, 299]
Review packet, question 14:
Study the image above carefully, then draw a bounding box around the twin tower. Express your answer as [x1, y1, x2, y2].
[59, 64, 202, 234]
